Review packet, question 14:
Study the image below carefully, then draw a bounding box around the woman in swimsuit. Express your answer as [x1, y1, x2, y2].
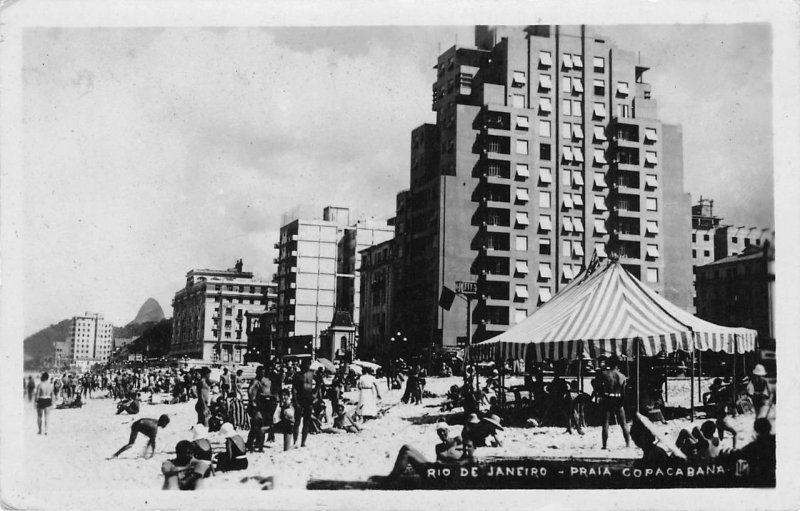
[34, 372, 55, 435]
[214, 422, 248, 472]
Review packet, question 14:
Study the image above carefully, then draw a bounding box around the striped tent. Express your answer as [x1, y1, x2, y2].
[469, 259, 757, 363]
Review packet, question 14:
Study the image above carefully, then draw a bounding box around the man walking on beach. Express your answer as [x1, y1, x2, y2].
[292, 359, 315, 448]
[595, 358, 631, 449]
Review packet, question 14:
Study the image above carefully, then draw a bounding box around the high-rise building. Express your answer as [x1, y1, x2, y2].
[382, 25, 687, 357]
[357, 238, 396, 359]
[62, 312, 114, 370]
[170, 260, 274, 364]
[274, 207, 393, 356]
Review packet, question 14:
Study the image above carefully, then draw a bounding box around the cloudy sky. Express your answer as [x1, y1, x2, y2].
[22, 23, 773, 334]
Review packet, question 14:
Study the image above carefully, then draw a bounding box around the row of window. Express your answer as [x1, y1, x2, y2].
[538, 51, 606, 73]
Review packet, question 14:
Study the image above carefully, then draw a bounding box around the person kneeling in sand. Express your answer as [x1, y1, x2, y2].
[162, 440, 211, 490]
[109, 414, 170, 459]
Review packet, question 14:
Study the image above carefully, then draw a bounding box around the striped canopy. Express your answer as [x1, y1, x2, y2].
[469, 259, 758, 363]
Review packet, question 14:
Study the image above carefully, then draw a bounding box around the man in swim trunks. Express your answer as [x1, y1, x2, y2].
[34, 372, 55, 435]
[595, 357, 631, 449]
[110, 414, 170, 459]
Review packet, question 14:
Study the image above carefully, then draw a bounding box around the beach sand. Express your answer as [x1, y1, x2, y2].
[21, 376, 762, 492]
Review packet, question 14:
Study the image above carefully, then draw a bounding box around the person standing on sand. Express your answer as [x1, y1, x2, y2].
[27, 376, 36, 402]
[34, 372, 55, 435]
[195, 367, 212, 427]
[595, 358, 631, 450]
[109, 414, 170, 459]
[291, 359, 315, 448]
[356, 367, 382, 421]
[220, 367, 232, 397]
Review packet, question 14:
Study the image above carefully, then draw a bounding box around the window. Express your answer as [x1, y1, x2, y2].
[515, 309, 528, 324]
[538, 74, 552, 90]
[538, 263, 552, 279]
[573, 242, 584, 256]
[562, 193, 574, 209]
[593, 103, 606, 119]
[516, 188, 530, 202]
[593, 78, 605, 95]
[645, 174, 658, 189]
[513, 94, 526, 108]
[537, 166, 550, 183]
[539, 51, 552, 67]
[618, 104, 631, 118]
[561, 54, 573, 69]
[538, 287, 552, 303]
[561, 146, 573, 163]
[572, 55, 583, 69]
[594, 196, 608, 211]
[538, 97, 551, 113]
[517, 163, 531, 179]
[572, 125, 584, 140]
[572, 193, 584, 207]
[594, 173, 607, 188]
[516, 140, 529, 155]
[572, 100, 582, 117]
[593, 148, 607, 165]
[562, 122, 571, 139]
[732, 236, 739, 243]
[616, 81, 630, 96]
[573, 218, 585, 232]
[515, 285, 529, 300]
[593, 126, 607, 142]
[646, 197, 658, 211]
[539, 238, 551, 255]
[704, 250, 711, 257]
[646, 268, 659, 283]
[645, 151, 658, 166]
[594, 218, 608, 234]
[515, 260, 530, 275]
[562, 76, 572, 93]
[516, 212, 530, 226]
[573, 147, 584, 163]
[572, 171, 584, 187]
[644, 128, 658, 142]
[514, 116, 530, 130]
[538, 120, 550, 137]
[703, 234, 710, 241]
[646, 220, 659, 235]
[561, 169, 571, 186]
[562, 99, 572, 116]
[572, 78, 584, 93]
[512, 71, 527, 87]
[562, 265, 574, 281]
[515, 235, 529, 251]
[539, 191, 551, 208]
[538, 215, 552, 231]
[540, 143, 551, 160]
[744, 238, 751, 247]
[692, 249, 697, 258]
[646, 244, 660, 259]
[562, 239, 572, 255]
[596, 242, 607, 258]
[593, 56, 605, 72]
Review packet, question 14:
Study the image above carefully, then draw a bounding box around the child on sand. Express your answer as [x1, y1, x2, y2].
[109, 414, 170, 459]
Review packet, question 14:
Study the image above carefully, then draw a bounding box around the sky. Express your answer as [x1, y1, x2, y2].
[21, 24, 773, 334]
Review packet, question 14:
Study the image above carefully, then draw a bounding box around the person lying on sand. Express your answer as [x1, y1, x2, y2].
[371, 436, 476, 486]
[161, 440, 211, 490]
[109, 414, 170, 459]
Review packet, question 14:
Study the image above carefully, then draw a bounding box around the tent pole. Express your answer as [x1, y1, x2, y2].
[578, 341, 583, 393]
[635, 340, 640, 414]
[698, 350, 702, 402]
[690, 348, 695, 421]
[732, 340, 737, 417]
[664, 360, 668, 404]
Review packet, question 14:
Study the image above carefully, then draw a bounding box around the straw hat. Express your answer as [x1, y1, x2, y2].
[435, 421, 450, 433]
[467, 413, 480, 424]
[752, 364, 767, 376]
[219, 422, 236, 438]
[191, 423, 208, 440]
[482, 414, 504, 431]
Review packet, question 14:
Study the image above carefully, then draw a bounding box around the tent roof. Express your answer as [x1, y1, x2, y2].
[470, 258, 757, 362]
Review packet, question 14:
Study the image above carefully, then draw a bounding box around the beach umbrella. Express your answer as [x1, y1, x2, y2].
[316, 357, 336, 373]
[351, 360, 381, 371]
[310, 360, 323, 372]
[348, 364, 363, 375]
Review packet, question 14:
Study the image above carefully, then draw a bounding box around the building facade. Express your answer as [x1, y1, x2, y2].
[61, 312, 114, 370]
[379, 25, 683, 357]
[274, 207, 392, 355]
[357, 238, 396, 359]
[170, 261, 273, 364]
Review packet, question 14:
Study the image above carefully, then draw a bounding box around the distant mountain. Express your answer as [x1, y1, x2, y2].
[23, 319, 71, 370]
[127, 298, 165, 326]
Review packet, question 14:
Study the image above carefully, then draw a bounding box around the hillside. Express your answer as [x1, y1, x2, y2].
[23, 319, 71, 370]
[127, 297, 165, 326]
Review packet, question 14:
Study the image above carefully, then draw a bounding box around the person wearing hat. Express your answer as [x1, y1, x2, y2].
[190, 423, 214, 465]
[214, 423, 248, 472]
[747, 364, 772, 419]
[434, 422, 464, 462]
[161, 440, 211, 490]
[462, 413, 504, 448]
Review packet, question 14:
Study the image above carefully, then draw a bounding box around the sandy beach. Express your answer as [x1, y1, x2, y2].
[19, 375, 764, 494]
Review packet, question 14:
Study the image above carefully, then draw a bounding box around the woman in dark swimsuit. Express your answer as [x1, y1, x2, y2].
[215, 422, 249, 471]
[34, 372, 55, 435]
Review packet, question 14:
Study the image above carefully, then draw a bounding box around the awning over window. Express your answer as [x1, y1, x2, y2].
[572, 172, 584, 186]
[536, 167, 549, 182]
[516, 212, 530, 226]
[561, 147, 573, 162]
[644, 128, 658, 142]
[517, 116, 530, 129]
[562, 265, 574, 280]
[539, 98, 552, 112]
[572, 125, 584, 140]
[646, 221, 660, 235]
[646, 245, 660, 258]
[645, 175, 658, 188]
[516, 189, 530, 202]
[562, 54, 573, 68]
[594, 219, 608, 234]
[593, 78, 604, 89]
[562, 217, 574, 232]
[573, 243, 585, 256]
[538, 287, 552, 303]
[515, 286, 530, 299]
[516, 261, 530, 275]
[594, 196, 608, 211]
[538, 216, 552, 231]
[512, 71, 527, 87]
[596, 243, 607, 257]
[645, 152, 659, 165]
[594, 149, 607, 164]
[572, 55, 583, 68]
[572, 194, 584, 207]
[538, 75, 552, 90]
[539, 51, 552, 67]
[593, 103, 606, 118]
[594, 173, 607, 188]
[562, 194, 574, 209]
[538, 263, 552, 279]
[573, 218, 585, 232]
[572, 79, 584, 93]
[593, 126, 607, 141]
[573, 148, 584, 162]
[617, 82, 630, 95]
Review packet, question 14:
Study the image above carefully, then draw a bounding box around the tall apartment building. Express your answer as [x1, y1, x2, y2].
[381, 25, 688, 357]
[357, 238, 396, 358]
[170, 260, 274, 363]
[274, 206, 393, 355]
[61, 312, 114, 370]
